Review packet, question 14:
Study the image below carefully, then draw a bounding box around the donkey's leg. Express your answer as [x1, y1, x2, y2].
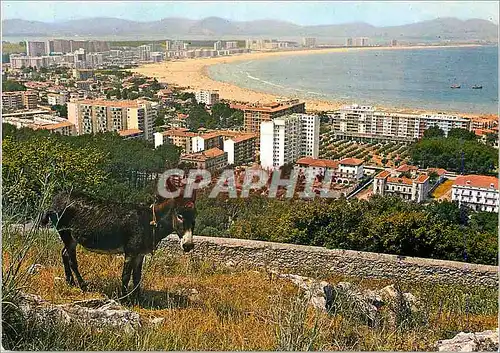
[61, 247, 75, 286]
[121, 254, 135, 298]
[131, 254, 145, 300]
[60, 230, 87, 291]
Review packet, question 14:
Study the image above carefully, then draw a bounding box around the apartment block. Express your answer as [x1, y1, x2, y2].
[26, 41, 48, 56]
[302, 37, 317, 48]
[225, 41, 238, 49]
[67, 99, 155, 141]
[154, 128, 197, 152]
[329, 104, 471, 142]
[243, 99, 306, 134]
[373, 170, 430, 203]
[72, 69, 95, 80]
[213, 41, 223, 51]
[260, 113, 320, 170]
[2, 92, 24, 110]
[2, 91, 38, 110]
[48, 92, 69, 106]
[452, 175, 499, 213]
[23, 91, 39, 109]
[195, 90, 220, 106]
[223, 134, 257, 165]
[179, 148, 228, 172]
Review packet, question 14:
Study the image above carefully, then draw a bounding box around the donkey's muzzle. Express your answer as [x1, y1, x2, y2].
[180, 230, 194, 253]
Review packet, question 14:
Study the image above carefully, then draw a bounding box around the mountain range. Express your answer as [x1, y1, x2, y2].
[2, 17, 498, 42]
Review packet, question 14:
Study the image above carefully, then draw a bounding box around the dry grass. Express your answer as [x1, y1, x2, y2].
[2, 227, 498, 351]
[432, 179, 454, 199]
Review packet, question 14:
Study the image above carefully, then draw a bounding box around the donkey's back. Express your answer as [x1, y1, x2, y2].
[45, 192, 152, 254]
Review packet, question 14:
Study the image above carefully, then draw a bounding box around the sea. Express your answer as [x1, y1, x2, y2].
[208, 45, 499, 114]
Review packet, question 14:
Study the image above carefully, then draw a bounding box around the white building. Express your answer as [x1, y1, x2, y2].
[26, 41, 48, 56]
[452, 175, 499, 212]
[47, 92, 69, 106]
[213, 41, 223, 51]
[329, 104, 471, 142]
[295, 157, 364, 183]
[302, 37, 317, 48]
[260, 113, 320, 169]
[138, 45, 151, 61]
[195, 90, 220, 106]
[225, 41, 238, 49]
[373, 170, 430, 203]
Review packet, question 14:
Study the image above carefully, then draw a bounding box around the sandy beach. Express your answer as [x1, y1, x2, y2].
[132, 44, 488, 116]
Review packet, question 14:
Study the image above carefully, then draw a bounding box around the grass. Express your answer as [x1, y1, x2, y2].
[2, 226, 498, 351]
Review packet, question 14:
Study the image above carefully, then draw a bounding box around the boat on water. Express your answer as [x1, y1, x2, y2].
[472, 85, 483, 89]
[450, 84, 461, 89]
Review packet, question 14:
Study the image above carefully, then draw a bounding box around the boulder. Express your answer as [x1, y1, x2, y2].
[277, 273, 333, 312]
[18, 293, 141, 334]
[331, 282, 379, 326]
[436, 328, 498, 352]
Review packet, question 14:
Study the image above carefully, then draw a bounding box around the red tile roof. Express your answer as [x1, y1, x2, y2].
[231, 134, 257, 143]
[387, 177, 413, 185]
[426, 168, 448, 176]
[396, 164, 418, 172]
[118, 129, 143, 137]
[204, 147, 225, 158]
[339, 158, 364, 166]
[34, 121, 74, 130]
[162, 129, 197, 138]
[415, 174, 430, 183]
[296, 157, 339, 169]
[454, 175, 498, 189]
[375, 170, 391, 179]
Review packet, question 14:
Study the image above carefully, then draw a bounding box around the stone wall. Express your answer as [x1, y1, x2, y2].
[160, 235, 498, 287]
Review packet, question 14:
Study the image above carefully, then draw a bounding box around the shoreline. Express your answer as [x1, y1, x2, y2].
[132, 44, 495, 117]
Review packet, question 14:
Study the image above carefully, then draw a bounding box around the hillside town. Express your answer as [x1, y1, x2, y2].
[2, 38, 499, 212]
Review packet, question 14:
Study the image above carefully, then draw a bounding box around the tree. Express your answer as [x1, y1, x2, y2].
[485, 133, 498, 147]
[423, 126, 445, 139]
[51, 104, 68, 118]
[2, 80, 26, 92]
[447, 128, 477, 141]
[154, 116, 165, 130]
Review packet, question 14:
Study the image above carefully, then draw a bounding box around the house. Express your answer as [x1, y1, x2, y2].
[373, 170, 430, 202]
[295, 157, 364, 184]
[179, 147, 228, 172]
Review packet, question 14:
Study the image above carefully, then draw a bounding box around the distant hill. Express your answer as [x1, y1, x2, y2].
[2, 17, 498, 42]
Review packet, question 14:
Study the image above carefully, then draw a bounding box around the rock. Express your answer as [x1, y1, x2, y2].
[149, 317, 165, 325]
[18, 292, 141, 334]
[379, 284, 397, 301]
[362, 289, 384, 309]
[436, 329, 498, 352]
[331, 282, 379, 326]
[277, 273, 333, 313]
[378, 285, 420, 312]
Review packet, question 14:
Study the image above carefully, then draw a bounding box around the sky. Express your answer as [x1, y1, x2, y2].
[2, 1, 498, 26]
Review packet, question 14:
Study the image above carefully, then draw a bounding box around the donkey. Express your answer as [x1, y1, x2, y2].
[41, 179, 196, 299]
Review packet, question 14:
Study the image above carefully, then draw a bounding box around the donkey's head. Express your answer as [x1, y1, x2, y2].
[157, 176, 196, 253]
